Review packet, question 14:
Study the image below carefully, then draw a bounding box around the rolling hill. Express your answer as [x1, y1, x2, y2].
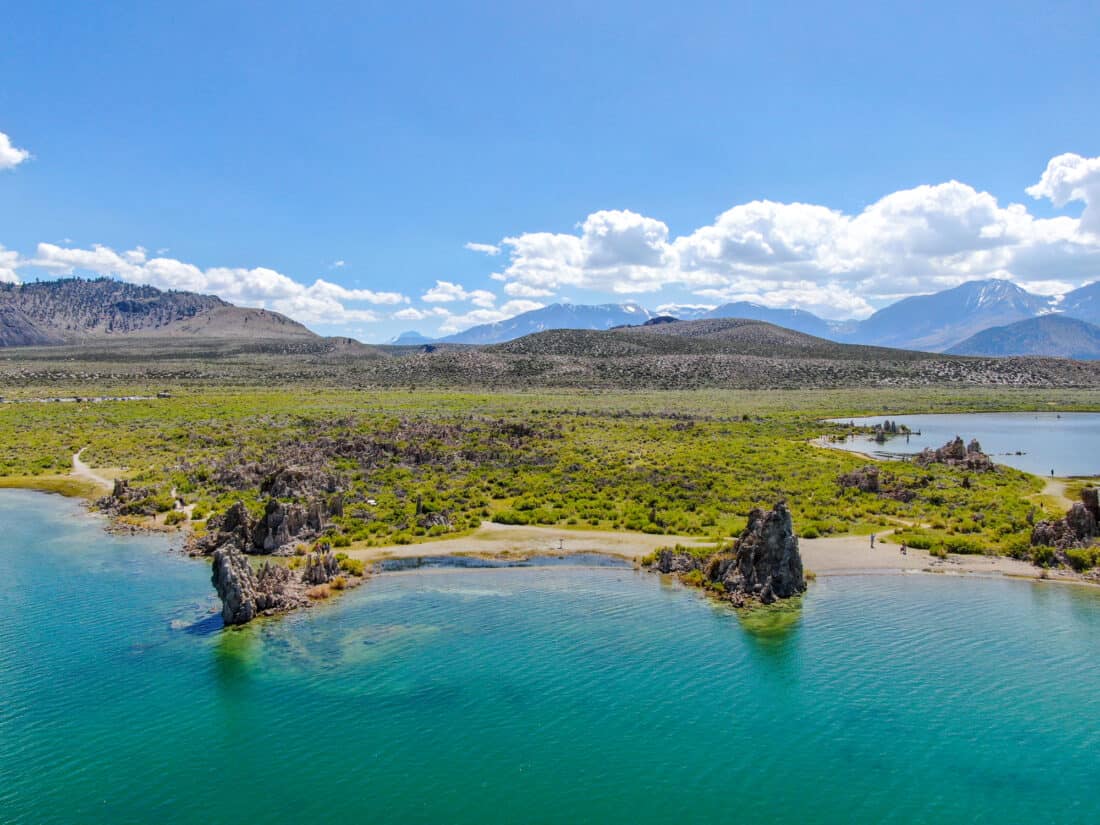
[436, 302, 655, 345]
[947, 315, 1100, 360]
[0, 278, 318, 346]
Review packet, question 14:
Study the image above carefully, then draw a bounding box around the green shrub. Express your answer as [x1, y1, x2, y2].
[1064, 547, 1099, 572]
[339, 557, 366, 576]
[164, 510, 187, 526]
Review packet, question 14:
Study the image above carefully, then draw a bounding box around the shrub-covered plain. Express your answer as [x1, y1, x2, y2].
[2, 386, 1094, 557]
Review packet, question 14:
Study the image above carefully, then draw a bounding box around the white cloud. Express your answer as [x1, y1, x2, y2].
[22, 243, 408, 324]
[0, 131, 30, 171]
[421, 279, 497, 307]
[1027, 152, 1100, 236]
[479, 154, 1100, 318]
[465, 242, 501, 255]
[0, 245, 20, 283]
[331, 259, 346, 268]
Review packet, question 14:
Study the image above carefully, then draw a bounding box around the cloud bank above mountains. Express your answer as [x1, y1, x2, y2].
[477, 152, 1100, 320]
[4, 138, 1100, 334]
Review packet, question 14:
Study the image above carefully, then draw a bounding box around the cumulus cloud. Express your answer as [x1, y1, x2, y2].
[421, 279, 497, 308]
[0, 131, 30, 171]
[0, 245, 20, 283]
[464, 242, 501, 256]
[23, 243, 408, 324]
[477, 154, 1100, 319]
[1027, 152, 1100, 236]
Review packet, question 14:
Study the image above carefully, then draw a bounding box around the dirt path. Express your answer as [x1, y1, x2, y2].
[1038, 477, 1074, 510]
[71, 449, 113, 492]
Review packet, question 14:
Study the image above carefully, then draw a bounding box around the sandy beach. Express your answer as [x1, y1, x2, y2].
[349, 520, 1091, 585]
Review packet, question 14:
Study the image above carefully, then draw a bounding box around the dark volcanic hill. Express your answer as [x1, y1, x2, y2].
[947, 315, 1100, 360]
[0, 278, 317, 346]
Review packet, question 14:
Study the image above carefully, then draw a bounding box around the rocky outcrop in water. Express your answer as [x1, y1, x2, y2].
[649, 503, 806, 606]
[914, 436, 994, 471]
[210, 542, 363, 626]
[211, 544, 307, 625]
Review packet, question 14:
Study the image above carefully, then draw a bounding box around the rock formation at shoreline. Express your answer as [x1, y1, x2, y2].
[210, 542, 355, 626]
[1031, 487, 1100, 553]
[652, 502, 806, 606]
[191, 496, 327, 556]
[914, 436, 995, 471]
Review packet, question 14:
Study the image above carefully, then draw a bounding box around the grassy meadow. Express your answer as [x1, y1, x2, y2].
[3, 385, 1096, 559]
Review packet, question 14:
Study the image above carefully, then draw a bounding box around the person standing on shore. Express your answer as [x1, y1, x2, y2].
[870, 532, 876, 549]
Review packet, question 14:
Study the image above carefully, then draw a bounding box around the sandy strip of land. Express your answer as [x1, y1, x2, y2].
[349, 521, 1087, 584]
[71, 449, 113, 492]
[349, 522, 713, 563]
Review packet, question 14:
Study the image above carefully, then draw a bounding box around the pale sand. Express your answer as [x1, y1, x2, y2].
[71, 449, 115, 492]
[349, 521, 1089, 584]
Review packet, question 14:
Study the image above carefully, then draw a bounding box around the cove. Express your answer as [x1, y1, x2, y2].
[2, 489, 1099, 824]
[828, 411, 1100, 476]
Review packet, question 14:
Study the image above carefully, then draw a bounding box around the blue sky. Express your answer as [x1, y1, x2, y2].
[2, 1, 1100, 340]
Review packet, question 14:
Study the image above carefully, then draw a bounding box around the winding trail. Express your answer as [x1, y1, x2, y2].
[71, 449, 113, 492]
[1039, 477, 1074, 510]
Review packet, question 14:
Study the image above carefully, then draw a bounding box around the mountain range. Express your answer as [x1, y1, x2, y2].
[403, 278, 1100, 356]
[6, 275, 1100, 359]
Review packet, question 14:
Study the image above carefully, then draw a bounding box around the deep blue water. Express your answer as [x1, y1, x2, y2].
[829, 412, 1100, 476]
[2, 489, 1099, 824]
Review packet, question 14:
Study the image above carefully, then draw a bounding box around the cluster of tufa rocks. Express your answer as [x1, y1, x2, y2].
[1031, 488, 1100, 554]
[836, 465, 918, 502]
[652, 502, 806, 607]
[914, 437, 995, 472]
[211, 543, 354, 625]
[190, 496, 335, 557]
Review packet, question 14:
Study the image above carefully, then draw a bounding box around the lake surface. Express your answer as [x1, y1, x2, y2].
[2, 489, 1100, 824]
[828, 411, 1100, 476]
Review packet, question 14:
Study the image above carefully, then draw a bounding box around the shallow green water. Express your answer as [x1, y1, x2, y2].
[2, 490, 1099, 824]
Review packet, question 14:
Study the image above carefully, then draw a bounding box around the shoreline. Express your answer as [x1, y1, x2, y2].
[2, 474, 1098, 612]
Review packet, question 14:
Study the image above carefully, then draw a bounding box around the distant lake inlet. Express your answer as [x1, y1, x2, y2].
[826, 412, 1100, 476]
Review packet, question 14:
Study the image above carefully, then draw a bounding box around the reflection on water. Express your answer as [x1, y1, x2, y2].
[736, 597, 804, 640]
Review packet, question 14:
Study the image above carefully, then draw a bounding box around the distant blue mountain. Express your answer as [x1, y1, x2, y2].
[437, 302, 654, 345]
[417, 278, 1100, 353]
[387, 330, 435, 345]
[947, 315, 1100, 360]
[704, 302, 841, 339]
[843, 279, 1052, 351]
[1059, 281, 1100, 326]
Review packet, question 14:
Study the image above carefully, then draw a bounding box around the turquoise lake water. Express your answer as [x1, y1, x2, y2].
[2, 489, 1100, 824]
[829, 411, 1100, 476]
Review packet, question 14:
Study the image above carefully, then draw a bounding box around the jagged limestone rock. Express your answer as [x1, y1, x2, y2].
[649, 503, 806, 606]
[301, 550, 340, 585]
[720, 503, 806, 604]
